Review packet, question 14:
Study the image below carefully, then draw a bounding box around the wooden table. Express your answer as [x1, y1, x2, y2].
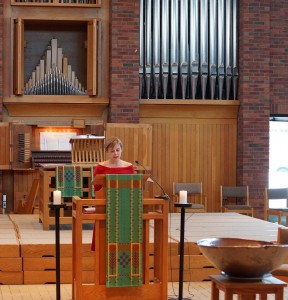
[210, 274, 287, 300]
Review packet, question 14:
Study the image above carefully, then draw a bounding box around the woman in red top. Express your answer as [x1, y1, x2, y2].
[93, 136, 135, 191]
[91, 136, 135, 250]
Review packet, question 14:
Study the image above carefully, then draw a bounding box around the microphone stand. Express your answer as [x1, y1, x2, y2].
[135, 160, 170, 200]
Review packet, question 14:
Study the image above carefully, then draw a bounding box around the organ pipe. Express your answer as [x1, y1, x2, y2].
[225, 0, 233, 100]
[180, 0, 189, 99]
[139, 0, 239, 100]
[200, 0, 209, 99]
[161, 0, 169, 99]
[153, 0, 161, 99]
[170, 0, 179, 99]
[209, 0, 217, 100]
[218, 0, 225, 100]
[25, 38, 86, 95]
[190, 0, 199, 100]
[232, 0, 239, 100]
[145, 0, 152, 98]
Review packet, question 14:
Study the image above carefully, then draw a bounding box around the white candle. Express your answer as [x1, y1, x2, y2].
[179, 190, 187, 204]
[53, 190, 62, 205]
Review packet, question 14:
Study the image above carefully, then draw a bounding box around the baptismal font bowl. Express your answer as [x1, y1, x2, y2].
[197, 237, 288, 279]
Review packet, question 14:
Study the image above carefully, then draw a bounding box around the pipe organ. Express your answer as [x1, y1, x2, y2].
[25, 38, 86, 95]
[139, 0, 239, 100]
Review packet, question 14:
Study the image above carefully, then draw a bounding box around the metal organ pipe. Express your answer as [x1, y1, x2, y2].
[25, 41, 86, 96]
[145, 0, 152, 98]
[161, 0, 169, 99]
[232, 0, 239, 100]
[153, 0, 161, 99]
[170, 0, 179, 99]
[180, 0, 189, 99]
[209, 0, 217, 100]
[200, 0, 209, 100]
[218, 0, 225, 100]
[189, 0, 199, 100]
[139, 0, 239, 100]
[225, 0, 233, 100]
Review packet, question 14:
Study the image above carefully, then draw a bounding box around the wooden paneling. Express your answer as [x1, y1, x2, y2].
[106, 123, 152, 170]
[14, 18, 24, 95]
[140, 101, 239, 212]
[87, 19, 98, 96]
[4, 97, 108, 118]
[14, 170, 39, 213]
[0, 123, 11, 170]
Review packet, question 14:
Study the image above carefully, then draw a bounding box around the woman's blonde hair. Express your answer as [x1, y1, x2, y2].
[105, 137, 123, 152]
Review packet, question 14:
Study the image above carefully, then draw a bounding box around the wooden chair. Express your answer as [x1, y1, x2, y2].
[172, 182, 207, 213]
[264, 187, 288, 225]
[220, 185, 253, 216]
[17, 179, 39, 214]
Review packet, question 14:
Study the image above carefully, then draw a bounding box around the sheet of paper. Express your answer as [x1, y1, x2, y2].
[40, 132, 77, 151]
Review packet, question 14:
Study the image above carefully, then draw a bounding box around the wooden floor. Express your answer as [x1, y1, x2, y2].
[0, 282, 210, 300]
[0, 212, 286, 299]
[1, 281, 288, 299]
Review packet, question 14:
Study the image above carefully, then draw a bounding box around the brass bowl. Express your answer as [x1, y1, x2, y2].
[197, 237, 288, 278]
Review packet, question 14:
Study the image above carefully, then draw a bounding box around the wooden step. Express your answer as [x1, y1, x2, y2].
[23, 256, 94, 271]
[21, 243, 93, 258]
[23, 270, 94, 284]
[0, 271, 23, 284]
[0, 244, 20, 258]
[0, 258, 22, 271]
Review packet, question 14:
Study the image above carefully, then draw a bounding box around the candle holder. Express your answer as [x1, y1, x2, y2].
[174, 203, 192, 209]
[170, 202, 193, 300]
[48, 202, 67, 300]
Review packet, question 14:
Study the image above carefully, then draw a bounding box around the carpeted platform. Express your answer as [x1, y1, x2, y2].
[0, 212, 281, 284]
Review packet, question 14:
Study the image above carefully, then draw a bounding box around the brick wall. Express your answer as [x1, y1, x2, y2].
[238, 1, 271, 217]
[270, 1, 288, 114]
[238, 1, 288, 218]
[109, 0, 140, 123]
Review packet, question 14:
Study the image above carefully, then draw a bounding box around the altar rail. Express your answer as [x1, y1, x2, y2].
[72, 196, 168, 300]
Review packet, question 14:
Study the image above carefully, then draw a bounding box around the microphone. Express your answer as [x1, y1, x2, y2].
[135, 160, 170, 200]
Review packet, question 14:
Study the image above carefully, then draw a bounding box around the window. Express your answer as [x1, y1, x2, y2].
[269, 116, 288, 207]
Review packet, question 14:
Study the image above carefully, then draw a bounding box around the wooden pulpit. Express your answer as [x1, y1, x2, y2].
[72, 174, 168, 300]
